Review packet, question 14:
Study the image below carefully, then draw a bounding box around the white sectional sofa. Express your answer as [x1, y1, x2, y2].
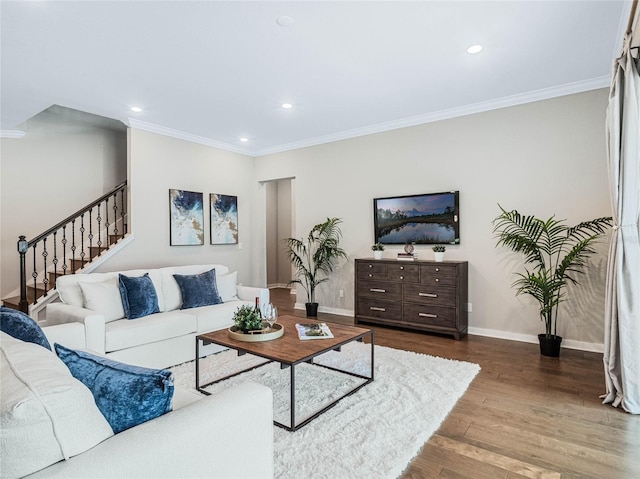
[1, 329, 274, 479]
[45, 264, 269, 368]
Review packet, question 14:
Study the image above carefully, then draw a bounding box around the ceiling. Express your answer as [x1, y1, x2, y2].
[0, 1, 631, 156]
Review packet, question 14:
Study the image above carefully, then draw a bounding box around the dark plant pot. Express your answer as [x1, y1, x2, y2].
[305, 302, 319, 317]
[538, 334, 562, 357]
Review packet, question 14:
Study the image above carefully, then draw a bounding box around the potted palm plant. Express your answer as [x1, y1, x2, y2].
[492, 206, 611, 357]
[284, 217, 348, 317]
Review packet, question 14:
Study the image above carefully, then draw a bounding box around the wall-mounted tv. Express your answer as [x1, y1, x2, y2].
[373, 191, 460, 245]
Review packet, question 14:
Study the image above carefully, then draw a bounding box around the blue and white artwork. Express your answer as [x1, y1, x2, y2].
[169, 189, 204, 246]
[210, 194, 238, 244]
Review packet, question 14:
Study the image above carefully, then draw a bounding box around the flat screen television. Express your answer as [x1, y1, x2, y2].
[373, 191, 459, 245]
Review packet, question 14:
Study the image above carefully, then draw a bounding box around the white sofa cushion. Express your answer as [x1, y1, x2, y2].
[57, 269, 165, 312]
[79, 278, 125, 322]
[190, 300, 250, 333]
[0, 332, 113, 478]
[217, 271, 238, 302]
[160, 264, 229, 312]
[105, 310, 198, 353]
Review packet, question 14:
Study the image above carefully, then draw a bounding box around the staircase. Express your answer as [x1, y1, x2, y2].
[2, 182, 128, 316]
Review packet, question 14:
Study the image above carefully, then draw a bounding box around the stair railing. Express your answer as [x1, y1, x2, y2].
[17, 181, 127, 313]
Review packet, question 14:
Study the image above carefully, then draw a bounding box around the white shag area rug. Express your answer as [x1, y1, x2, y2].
[170, 342, 480, 479]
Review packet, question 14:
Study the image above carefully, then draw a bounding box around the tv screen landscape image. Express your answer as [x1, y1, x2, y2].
[373, 191, 460, 245]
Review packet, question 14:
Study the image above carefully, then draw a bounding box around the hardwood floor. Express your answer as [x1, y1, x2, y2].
[269, 288, 640, 479]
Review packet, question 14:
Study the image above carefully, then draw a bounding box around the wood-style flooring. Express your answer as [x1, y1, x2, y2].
[269, 288, 640, 479]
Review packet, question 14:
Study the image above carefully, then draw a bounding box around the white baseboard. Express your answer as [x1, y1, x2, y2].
[284, 306, 604, 353]
[293, 302, 354, 317]
[467, 327, 604, 353]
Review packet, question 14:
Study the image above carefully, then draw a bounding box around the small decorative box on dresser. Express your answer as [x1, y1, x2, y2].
[354, 258, 468, 340]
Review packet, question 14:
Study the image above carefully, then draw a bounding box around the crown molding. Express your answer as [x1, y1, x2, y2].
[127, 118, 253, 156]
[0, 130, 26, 139]
[127, 75, 610, 158]
[252, 75, 611, 156]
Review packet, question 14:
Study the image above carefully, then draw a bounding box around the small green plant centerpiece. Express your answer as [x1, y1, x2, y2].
[492, 205, 612, 357]
[371, 243, 385, 251]
[432, 245, 446, 262]
[232, 305, 262, 333]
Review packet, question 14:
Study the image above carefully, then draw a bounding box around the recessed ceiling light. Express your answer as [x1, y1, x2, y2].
[276, 16, 294, 27]
[467, 45, 483, 54]
[239, 137, 249, 143]
[281, 103, 293, 109]
[130, 106, 143, 112]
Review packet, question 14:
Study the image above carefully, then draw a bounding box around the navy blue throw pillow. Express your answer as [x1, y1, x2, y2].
[54, 344, 174, 434]
[0, 305, 51, 350]
[118, 273, 160, 319]
[173, 268, 222, 310]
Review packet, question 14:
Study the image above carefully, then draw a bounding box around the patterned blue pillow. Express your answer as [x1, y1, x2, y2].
[118, 273, 160, 319]
[55, 344, 174, 434]
[0, 306, 51, 350]
[173, 268, 222, 309]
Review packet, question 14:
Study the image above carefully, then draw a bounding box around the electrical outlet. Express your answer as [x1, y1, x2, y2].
[339, 289, 344, 298]
[238, 242, 243, 250]
[467, 303, 472, 312]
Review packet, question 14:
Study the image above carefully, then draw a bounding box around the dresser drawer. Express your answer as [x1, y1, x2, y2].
[420, 264, 457, 287]
[403, 303, 456, 328]
[357, 298, 402, 321]
[403, 284, 456, 306]
[386, 263, 419, 282]
[358, 281, 402, 300]
[357, 261, 387, 281]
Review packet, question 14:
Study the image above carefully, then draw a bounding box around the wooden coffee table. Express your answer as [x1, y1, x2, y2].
[196, 315, 374, 431]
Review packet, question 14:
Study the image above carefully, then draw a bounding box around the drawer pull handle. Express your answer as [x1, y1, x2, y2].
[368, 274, 372, 277]
[369, 264, 373, 268]
[435, 268, 440, 272]
[370, 288, 386, 293]
[400, 266, 404, 270]
[400, 276, 404, 280]
[419, 293, 438, 298]
[370, 307, 386, 312]
[435, 278, 440, 282]
[419, 313, 438, 318]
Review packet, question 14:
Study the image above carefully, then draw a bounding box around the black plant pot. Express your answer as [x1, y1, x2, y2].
[305, 302, 319, 317]
[538, 334, 562, 357]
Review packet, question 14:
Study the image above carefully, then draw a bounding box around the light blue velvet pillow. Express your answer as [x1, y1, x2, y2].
[173, 268, 222, 310]
[54, 344, 174, 434]
[118, 273, 160, 319]
[0, 305, 51, 350]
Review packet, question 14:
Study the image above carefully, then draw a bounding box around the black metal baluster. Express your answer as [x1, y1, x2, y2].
[61, 226, 68, 276]
[71, 219, 76, 273]
[120, 187, 126, 236]
[112, 192, 119, 239]
[51, 231, 58, 293]
[39, 237, 48, 302]
[88, 208, 93, 262]
[105, 196, 110, 249]
[96, 201, 103, 255]
[79, 214, 85, 269]
[31, 245, 38, 304]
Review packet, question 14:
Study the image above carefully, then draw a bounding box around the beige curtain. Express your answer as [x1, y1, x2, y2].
[602, 6, 640, 414]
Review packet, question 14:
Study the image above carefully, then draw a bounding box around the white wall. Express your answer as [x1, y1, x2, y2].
[0, 107, 126, 298]
[94, 129, 262, 288]
[254, 89, 611, 349]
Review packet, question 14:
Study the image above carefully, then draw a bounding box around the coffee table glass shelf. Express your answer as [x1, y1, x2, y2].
[196, 315, 374, 431]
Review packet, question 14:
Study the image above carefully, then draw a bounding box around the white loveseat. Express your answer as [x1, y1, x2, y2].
[45, 264, 269, 368]
[1, 329, 274, 479]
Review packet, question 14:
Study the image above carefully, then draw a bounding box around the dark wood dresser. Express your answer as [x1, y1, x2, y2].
[354, 258, 468, 340]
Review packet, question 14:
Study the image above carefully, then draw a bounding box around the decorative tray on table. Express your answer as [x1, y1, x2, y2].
[227, 323, 284, 342]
